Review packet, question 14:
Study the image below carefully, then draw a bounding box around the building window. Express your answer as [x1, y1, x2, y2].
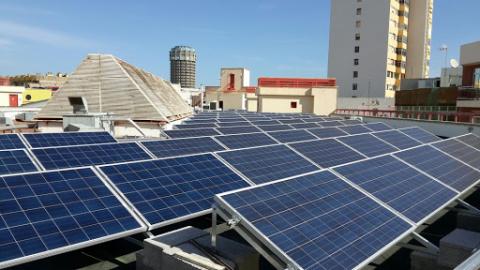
[355, 33, 360, 40]
[290, 101, 297, 109]
[474, 68, 480, 88]
[354, 59, 359, 65]
[354, 46, 360, 53]
[355, 20, 361, 28]
[353, 71, 358, 78]
[356, 8, 362, 15]
[352, 83, 358, 90]
[228, 74, 235, 90]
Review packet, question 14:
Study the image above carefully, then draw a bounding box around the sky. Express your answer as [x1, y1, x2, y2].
[0, 0, 479, 86]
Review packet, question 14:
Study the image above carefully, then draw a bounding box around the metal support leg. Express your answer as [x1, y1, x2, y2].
[412, 232, 439, 254]
[457, 199, 480, 215]
[211, 206, 217, 248]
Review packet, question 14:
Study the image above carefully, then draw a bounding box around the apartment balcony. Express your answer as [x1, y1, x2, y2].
[457, 88, 480, 109]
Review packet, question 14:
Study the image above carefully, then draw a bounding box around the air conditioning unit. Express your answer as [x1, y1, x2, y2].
[351, 116, 363, 121]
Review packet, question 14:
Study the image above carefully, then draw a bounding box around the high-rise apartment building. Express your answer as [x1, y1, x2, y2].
[328, 0, 434, 98]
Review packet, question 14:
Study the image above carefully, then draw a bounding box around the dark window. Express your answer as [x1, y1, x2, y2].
[352, 83, 358, 90]
[355, 33, 360, 40]
[356, 8, 362, 15]
[354, 59, 359, 65]
[290, 102, 297, 109]
[354, 46, 360, 53]
[353, 71, 358, 78]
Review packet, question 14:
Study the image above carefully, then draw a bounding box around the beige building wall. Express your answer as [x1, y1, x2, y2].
[219, 68, 250, 90]
[246, 93, 258, 112]
[221, 92, 246, 110]
[406, 0, 433, 78]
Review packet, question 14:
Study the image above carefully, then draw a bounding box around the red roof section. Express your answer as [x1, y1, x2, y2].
[258, 77, 336, 88]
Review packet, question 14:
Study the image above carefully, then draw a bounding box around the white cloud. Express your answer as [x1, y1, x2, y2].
[0, 20, 95, 48]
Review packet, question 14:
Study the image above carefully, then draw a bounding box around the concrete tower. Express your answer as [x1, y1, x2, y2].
[169, 46, 197, 88]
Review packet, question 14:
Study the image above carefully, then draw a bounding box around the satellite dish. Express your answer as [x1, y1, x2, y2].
[450, 59, 459, 68]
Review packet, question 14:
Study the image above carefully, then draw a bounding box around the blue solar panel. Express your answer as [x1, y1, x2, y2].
[373, 130, 422, 150]
[218, 145, 318, 184]
[302, 117, 325, 123]
[364, 122, 392, 131]
[278, 119, 305, 124]
[99, 154, 249, 229]
[216, 171, 412, 270]
[290, 123, 320, 129]
[164, 128, 220, 139]
[338, 125, 372, 135]
[216, 126, 261, 135]
[290, 139, 366, 168]
[433, 139, 480, 169]
[334, 155, 457, 223]
[0, 150, 38, 175]
[0, 168, 144, 268]
[267, 130, 316, 143]
[215, 133, 277, 149]
[183, 119, 218, 124]
[216, 118, 245, 122]
[337, 134, 398, 157]
[142, 137, 225, 158]
[23, 132, 117, 148]
[318, 121, 345, 127]
[307, 127, 348, 139]
[0, 134, 27, 150]
[175, 123, 218, 129]
[457, 134, 480, 151]
[32, 143, 152, 170]
[399, 127, 440, 143]
[250, 120, 282, 126]
[394, 145, 480, 192]
[216, 121, 252, 127]
[341, 119, 363, 125]
[323, 117, 343, 121]
[258, 125, 294, 132]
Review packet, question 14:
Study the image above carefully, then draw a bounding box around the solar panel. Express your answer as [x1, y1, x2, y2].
[307, 127, 348, 139]
[175, 123, 218, 129]
[183, 119, 218, 124]
[215, 121, 252, 127]
[23, 132, 117, 148]
[323, 116, 343, 121]
[258, 125, 294, 132]
[290, 123, 320, 129]
[0, 134, 27, 150]
[278, 119, 305, 124]
[302, 117, 325, 123]
[394, 145, 480, 192]
[432, 139, 480, 169]
[334, 155, 457, 223]
[337, 134, 398, 157]
[364, 122, 392, 131]
[218, 145, 318, 184]
[290, 139, 366, 168]
[338, 124, 372, 135]
[267, 130, 316, 143]
[216, 171, 412, 270]
[31, 143, 151, 170]
[216, 126, 261, 135]
[215, 133, 277, 149]
[164, 128, 220, 139]
[0, 150, 38, 175]
[341, 119, 363, 125]
[318, 121, 344, 127]
[399, 127, 440, 143]
[250, 120, 282, 126]
[216, 118, 245, 123]
[457, 134, 480, 150]
[99, 154, 249, 229]
[0, 168, 145, 268]
[372, 130, 422, 150]
[141, 137, 225, 158]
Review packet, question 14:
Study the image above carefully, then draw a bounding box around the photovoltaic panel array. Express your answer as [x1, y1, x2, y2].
[279, 119, 304, 124]
[341, 119, 363, 125]
[216, 126, 261, 135]
[334, 155, 457, 223]
[307, 127, 348, 139]
[175, 123, 218, 129]
[394, 145, 480, 192]
[215, 133, 277, 149]
[0, 150, 38, 175]
[267, 130, 316, 143]
[141, 137, 225, 158]
[0, 168, 145, 268]
[399, 127, 440, 143]
[0, 134, 27, 150]
[457, 134, 480, 150]
[217, 145, 318, 184]
[23, 132, 117, 148]
[99, 154, 249, 229]
[364, 122, 392, 132]
[318, 121, 344, 127]
[216, 121, 251, 127]
[290, 139, 366, 168]
[32, 143, 152, 170]
[432, 139, 480, 169]
[216, 171, 412, 270]
[337, 134, 398, 157]
[372, 130, 421, 150]
[338, 124, 372, 135]
[258, 125, 293, 132]
[250, 120, 281, 126]
[164, 128, 220, 139]
[290, 123, 319, 129]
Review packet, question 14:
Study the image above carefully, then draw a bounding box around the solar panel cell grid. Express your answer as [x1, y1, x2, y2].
[433, 139, 480, 169]
[318, 121, 344, 127]
[399, 127, 440, 143]
[0, 150, 38, 175]
[337, 134, 398, 157]
[217, 171, 412, 270]
[99, 154, 249, 228]
[32, 143, 151, 170]
[218, 145, 318, 184]
[340, 120, 363, 125]
[372, 130, 421, 150]
[334, 155, 457, 223]
[457, 134, 480, 150]
[23, 132, 117, 148]
[258, 125, 294, 132]
[278, 119, 305, 124]
[215, 133, 277, 149]
[215, 121, 252, 127]
[249, 120, 282, 126]
[290, 123, 320, 129]
[0, 168, 144, 267]
[0, 134, 27, 150]
[364, 122, 392, 131]
[175, 123, 218, 129]
[338, 125, 372, 135]
[394, 145, 480, 192]
[216, 126, 261, 135]
[307, 127, 348, 139]
[141, 137, 225, 158]
[164, 128, 220, 139]
[267, 130, 316, 143]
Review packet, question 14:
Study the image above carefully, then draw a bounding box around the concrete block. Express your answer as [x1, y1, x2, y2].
[457, 212, 480, 233]
[438, 229, 480, 268]
[410, 250, 448, 270]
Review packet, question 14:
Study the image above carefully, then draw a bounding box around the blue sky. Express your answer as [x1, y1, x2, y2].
[0, 0, 478, 86]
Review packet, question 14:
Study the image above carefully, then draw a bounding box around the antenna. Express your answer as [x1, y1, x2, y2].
[450, 59, 459, 68]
